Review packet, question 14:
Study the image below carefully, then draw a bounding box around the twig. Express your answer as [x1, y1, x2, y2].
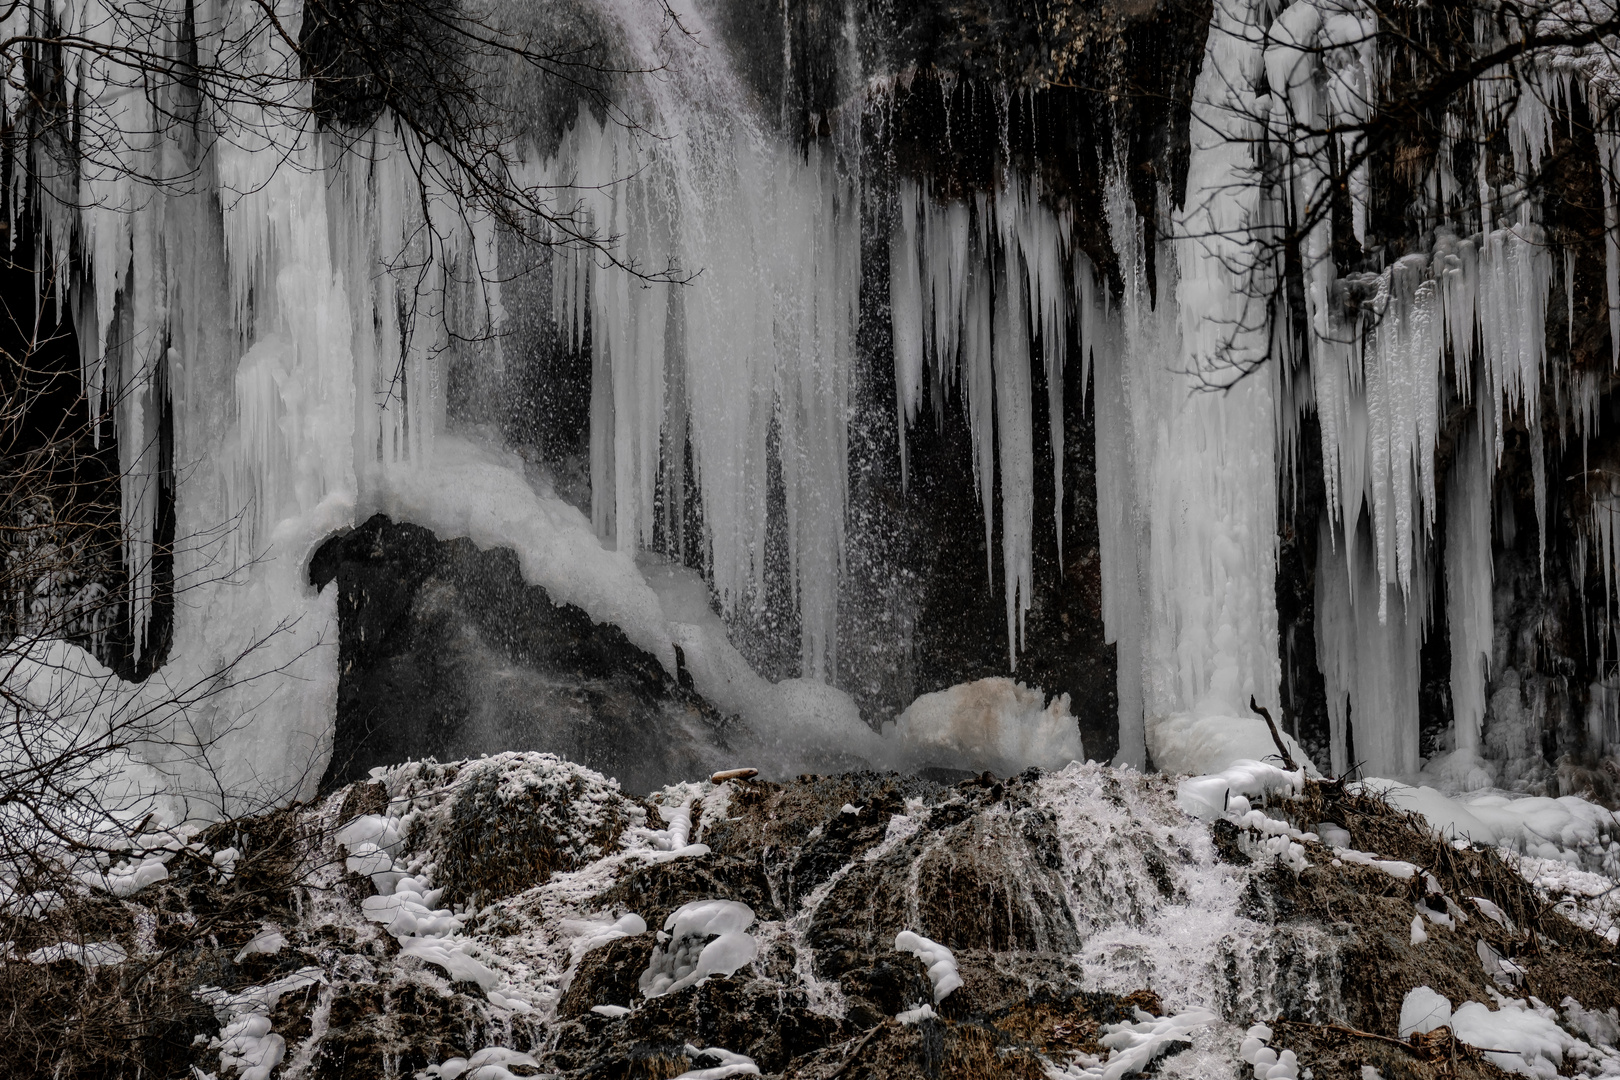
[1274, 1018, 1516, 1057]
[1251, 696, 1297, 772]
[828, 1023, 885, 1079]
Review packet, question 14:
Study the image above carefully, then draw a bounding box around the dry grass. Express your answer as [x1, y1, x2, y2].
[1249, 779, 1620, 1064]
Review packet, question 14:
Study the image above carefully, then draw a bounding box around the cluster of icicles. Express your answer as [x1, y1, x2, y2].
[1264, 0, 1620, 776]
[19, 0, 1620, 780]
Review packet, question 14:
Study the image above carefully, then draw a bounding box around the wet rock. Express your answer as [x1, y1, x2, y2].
[421, 755, 631, 907]
[558, 935, 657, 1019]
[592, 853, 781, 930]
[313, 980, 500, 1080]
[554, 976, 847, 1075]
[311, 515, 739, 795]
[808, 786, 1079, 983]
[1210, 817, 1253, 865]
[838, 951, 933, 1028]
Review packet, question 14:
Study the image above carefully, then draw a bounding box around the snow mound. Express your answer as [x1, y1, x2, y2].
[673, 1045, 760, 1079]
[1452, 996, 1584, 1078]
[1176, 759, 1306, 821]
[882, 677, 1083, 776]
[1179, 752, 1620, 867]
[1397, 986, 1615, 1078]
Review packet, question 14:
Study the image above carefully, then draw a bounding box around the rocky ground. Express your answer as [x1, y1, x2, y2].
[6, 753, 1620, 1079]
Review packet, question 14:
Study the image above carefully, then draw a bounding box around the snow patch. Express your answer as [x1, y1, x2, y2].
[673, 1045, 760, 1079]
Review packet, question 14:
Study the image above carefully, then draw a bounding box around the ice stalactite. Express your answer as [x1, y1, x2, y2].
[1087, 261, 1146, 769]
[1592, 481, 1620, 683]
[994, 260, 1035, 661]
[1264, 0, 1574, 768]
[885, 171, 1087, 668]
[533, 103, 861, 680]
[1302, 222, 1548, 773]
[1445, 405, 1496, 756]
[1316, 515, 1425, 777]
[0, 0, 396, 804]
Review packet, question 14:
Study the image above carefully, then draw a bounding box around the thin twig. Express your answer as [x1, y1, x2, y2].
[827, 1023, 885, 1079]
[1250, 696, 1297, 772]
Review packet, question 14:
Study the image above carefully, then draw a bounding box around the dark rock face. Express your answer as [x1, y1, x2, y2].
[309, 514, 740, 794]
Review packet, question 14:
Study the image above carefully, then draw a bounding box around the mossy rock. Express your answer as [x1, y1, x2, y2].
[433, 755, 629, 907]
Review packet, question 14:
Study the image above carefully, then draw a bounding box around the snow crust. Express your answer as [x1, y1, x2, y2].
[1363, 779, 1620, 865]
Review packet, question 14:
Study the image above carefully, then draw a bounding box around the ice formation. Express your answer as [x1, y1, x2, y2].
[1399, 986, 1455, 1036]
[671, 1047, 761, 1080]
[1365, 779, 1620, 864]
[639, 900, 759, 998]
[1239, 1022, 1302, 1080]
[881, 677, 1083, 776]
[893, 929, 963, 1002]
[1451, 994, 1591, 1077]
[1049, 1008, 1218, 1079]
[888, 175, 1088, 667]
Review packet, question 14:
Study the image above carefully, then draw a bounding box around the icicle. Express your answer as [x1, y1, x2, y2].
[1315, 516, 1354, 776]
[1445, 403, 1495, 754]
[1089, 282, 1146, 768]
[993, 254, 1034, 665]
[891, 167, 1082, 667]
[1316, 513, 1423, 777]
[891, 179, 924, 488]
[530, 74, 862, 680]
[963, 214, 997, 590]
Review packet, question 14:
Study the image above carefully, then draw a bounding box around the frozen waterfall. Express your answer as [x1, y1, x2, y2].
[7, 0, 1620, 805]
